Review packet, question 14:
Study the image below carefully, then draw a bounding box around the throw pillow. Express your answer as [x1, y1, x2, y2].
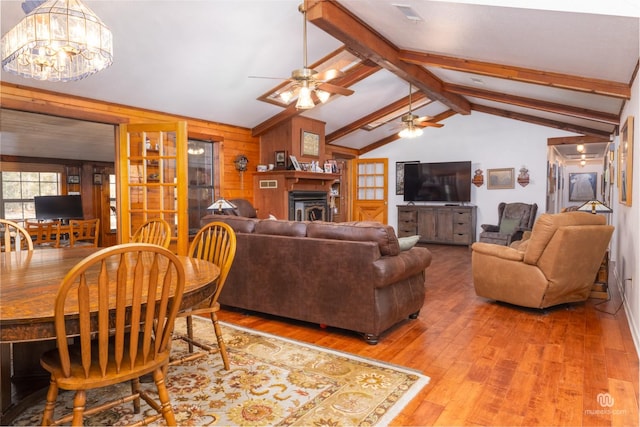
[499, 218, 520, 234]
[398, 235, 420, 251]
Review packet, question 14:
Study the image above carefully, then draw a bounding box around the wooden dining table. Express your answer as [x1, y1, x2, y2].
[0, 246, 220, 423]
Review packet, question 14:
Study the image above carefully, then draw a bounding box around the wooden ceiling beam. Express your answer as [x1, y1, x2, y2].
[547, 135, 610, 146]
[399, 50, 631, 100]
[447, 84, 620, 125]
[471, 104, 612, 139]
[305, 0, 470, 115]
[326, 92, 428, 143]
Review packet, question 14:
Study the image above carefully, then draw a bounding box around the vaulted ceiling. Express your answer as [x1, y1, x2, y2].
[1, 0, 638, 162]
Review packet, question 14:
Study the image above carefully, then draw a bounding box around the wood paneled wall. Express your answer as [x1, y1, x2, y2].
[0, 82, 260, 203]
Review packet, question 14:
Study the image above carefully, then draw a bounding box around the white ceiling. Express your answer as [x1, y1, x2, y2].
[0, 0, 638, 163]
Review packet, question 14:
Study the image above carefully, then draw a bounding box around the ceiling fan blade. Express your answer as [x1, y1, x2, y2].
[413, 115, 431, 123]
[314, 68, 345, 82]
[317, 82, 354, 96]
[418, 122, 444, 128]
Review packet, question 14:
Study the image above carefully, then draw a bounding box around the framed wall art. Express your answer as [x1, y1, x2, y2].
[395, 161, 419, 195]
[487, 168, 515, 189]
[568, 172, 597, 201]
[301, 130, 320, 157]
[93, 173, 103, 185]
[618, 115, 634, 206]
[67, 175, 80, 184]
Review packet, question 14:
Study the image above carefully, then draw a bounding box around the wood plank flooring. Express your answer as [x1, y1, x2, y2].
[221, 244, 639, 426]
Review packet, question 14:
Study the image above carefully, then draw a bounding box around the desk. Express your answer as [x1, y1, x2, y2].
[0, 247, 219, 421]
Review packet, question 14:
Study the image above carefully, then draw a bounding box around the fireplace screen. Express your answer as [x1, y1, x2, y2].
[288, 191, 328, 221]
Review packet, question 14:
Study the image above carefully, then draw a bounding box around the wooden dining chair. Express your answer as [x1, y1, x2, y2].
[68, 218, 100, 247]
[0, 219, 34, 252]
[24, 219, 61, 248]
[172, 221, 236, 370]
[131, 218, 171, 248]
[39, 243, 185, 426]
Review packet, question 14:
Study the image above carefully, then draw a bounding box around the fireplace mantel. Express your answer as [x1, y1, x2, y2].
[254, 171, 340, 219]
[257, 170, 339, 191]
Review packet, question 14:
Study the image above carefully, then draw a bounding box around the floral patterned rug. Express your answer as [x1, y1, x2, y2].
[14, 318, 429, 426]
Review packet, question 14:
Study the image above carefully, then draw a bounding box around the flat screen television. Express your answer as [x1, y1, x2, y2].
[403, 161, 472, 203]
[34, 195, 84, 220]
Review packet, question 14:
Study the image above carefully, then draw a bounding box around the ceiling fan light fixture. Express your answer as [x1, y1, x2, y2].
[280, 90, 293, 104]
[315, 89, 330, 103]
[1, 0, 113, 82]
[295, 85, 315, 109]
[398, 123, 423, 139]
[576, 144, 585, 153]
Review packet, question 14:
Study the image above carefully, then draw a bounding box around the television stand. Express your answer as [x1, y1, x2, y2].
[397, 205, 477, 246]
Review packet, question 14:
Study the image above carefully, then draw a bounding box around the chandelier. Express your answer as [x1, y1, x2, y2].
[1, 0, 113, 82]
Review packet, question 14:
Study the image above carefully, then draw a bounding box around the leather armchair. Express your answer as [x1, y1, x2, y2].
[479, 202, 538, 245]
[472, 211, 614, 308]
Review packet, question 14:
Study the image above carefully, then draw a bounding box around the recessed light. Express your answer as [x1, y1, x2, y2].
[393, 4, 423, 21]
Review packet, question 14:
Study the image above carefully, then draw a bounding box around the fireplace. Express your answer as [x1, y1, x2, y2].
[288, 191, 329, 221]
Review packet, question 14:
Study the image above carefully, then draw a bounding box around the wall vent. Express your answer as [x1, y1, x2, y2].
[259, 180, 278, 189]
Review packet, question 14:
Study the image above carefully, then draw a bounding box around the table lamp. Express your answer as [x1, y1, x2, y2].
[207, 199, 237, 213]
[577, 199, 613, 215]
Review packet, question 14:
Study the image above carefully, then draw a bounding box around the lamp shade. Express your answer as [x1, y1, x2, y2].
[1, 0, 113, 82]
[208, 199, 236, 212]
[577, 199, 612, 214]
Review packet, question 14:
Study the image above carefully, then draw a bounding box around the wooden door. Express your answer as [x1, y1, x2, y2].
[352, 158, 388, 224]
[117, 122, 188, 255]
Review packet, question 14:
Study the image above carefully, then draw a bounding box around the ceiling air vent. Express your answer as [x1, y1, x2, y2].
[392, 4, 423, 22]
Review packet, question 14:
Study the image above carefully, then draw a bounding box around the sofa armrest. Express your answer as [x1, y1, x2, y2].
[471, 242, 524, 262]
[372, 246, 432, 288]
[480, 224, 499, 232]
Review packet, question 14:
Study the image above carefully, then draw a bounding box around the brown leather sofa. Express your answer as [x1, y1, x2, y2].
[472, 211, 614, 308]
[200, 215, 432, 344]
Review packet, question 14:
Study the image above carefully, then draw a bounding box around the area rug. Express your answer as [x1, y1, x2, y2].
[13, 317, 429, 426]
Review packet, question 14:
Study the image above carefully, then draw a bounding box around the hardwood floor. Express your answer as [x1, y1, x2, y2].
[221, 244, 639, 426]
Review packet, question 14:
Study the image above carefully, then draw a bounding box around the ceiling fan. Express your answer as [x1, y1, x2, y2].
[250, 3, 354, 109]
[398, 83, 436, 138]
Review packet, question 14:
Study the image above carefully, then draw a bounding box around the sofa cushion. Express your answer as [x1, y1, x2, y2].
[398, 235, 420, 251]
[306, 221, 400, 256]
[523, 211, 606, 265]
[499, 217, 520, 234]
[255, 219, 308, 237]
[201, 215, 258, 233]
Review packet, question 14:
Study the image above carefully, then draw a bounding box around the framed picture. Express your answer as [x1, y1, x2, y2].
[487, 168, 515, 189]
[289, 155, 301, 171]
[396, 161, 419, 195]
[274, 150, 286, 169]
[93, 173, 103, 185]
[301, 130, 320, 157]
[618, 115, 634, 206]
[67, 175, 80, 184]
[569, 172, 597, 201]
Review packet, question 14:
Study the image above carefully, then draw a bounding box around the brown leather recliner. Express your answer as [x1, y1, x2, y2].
[479, 202, 538, 246]
[472, 211, 613, 308]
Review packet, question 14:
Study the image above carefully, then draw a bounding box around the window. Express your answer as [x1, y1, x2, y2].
[1, 171, 61, 221]
[188, 140, 215, 235]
